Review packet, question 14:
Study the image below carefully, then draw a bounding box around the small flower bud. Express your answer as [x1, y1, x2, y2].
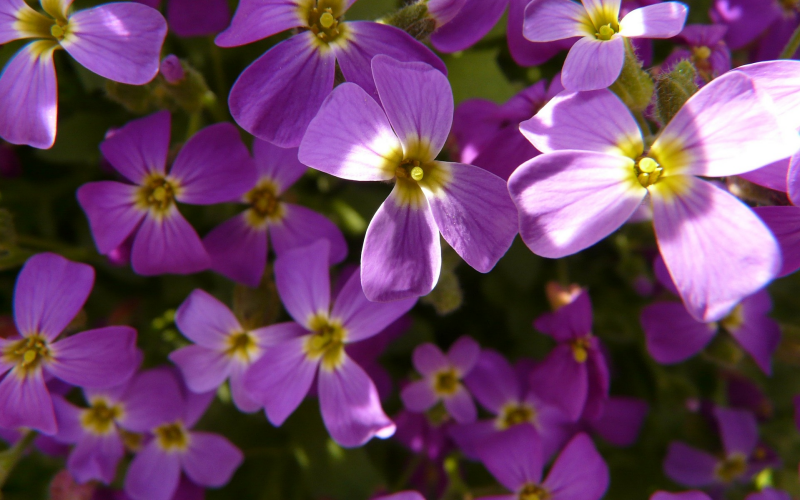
[381, 1, 437, 41]
[655, 60, 698, 126]
[159, 55, 185, 84]
[609, 40, 654, 112]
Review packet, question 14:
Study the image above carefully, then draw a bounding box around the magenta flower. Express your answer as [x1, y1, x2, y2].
[451, 350, 572, 461]
[244, 240, 415, 447]
[0, 253, 139, 435]
[662, 24, 731, 83]
[710, 0, 799, 60]
[203, 140, 347, 287]
[401, 336, 480, 424]
[664, 407, 762, 488]
[452, 76, 563, 180]
[169, 289, 296, 413]
[747, 490, 792, 500]
[523, 0, 687, 90]
[299, 56, 518, 302]
[509, 71, 800, 321]
[529, 289, 609, 421]
[755, 203, 800, 279]
[124, 369, 243, 500]
[651, 493, 711, 500]
[586, 396, 649, 447]
[375, 493, 425, 500]
[477, 426, 609, 500]
[215, 0, 445, 148]
[642, 257, 781, 374]
[77, 111, 256, 276]
[0, 0, 166, 148]
[431, 0, 575, 66]
[134, 0, 230, 37]
[51, 369, 186, 485]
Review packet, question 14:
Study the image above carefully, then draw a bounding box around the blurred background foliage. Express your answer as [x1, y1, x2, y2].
[3, 0, 800, 499]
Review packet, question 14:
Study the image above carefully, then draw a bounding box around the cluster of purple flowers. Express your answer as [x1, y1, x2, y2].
[1, 0, 800, 498]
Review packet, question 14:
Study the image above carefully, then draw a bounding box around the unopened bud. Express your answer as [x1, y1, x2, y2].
[655, 60, 698, 126]
[381, 1, 436, 41]
[609, 40, 654, 112]
[545, 281, 581, 310]
[160, 55, 185, 84]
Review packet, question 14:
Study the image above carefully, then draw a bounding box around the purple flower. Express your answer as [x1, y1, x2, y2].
[393, 409, 454, 462]
[244, 240, 415, 447]
[401, 336, 480, 424]
[77, 111, 256, 276]
[477, 426, 609, 500]
[451, 350, 572, 461]
[347, 313, 412, 401]
[430, 0, 575, 66]
[586, 396, 649, 447]
[509, 71, 800, 321]
[747, 490, 792, 500]
[529, 289, 609, 421]
[0, 0, 166, 148]
[642, 257, 781, 374]
[662, 24, 731, 83]
[651, 493, 712, 500]
[755, 204, 800, 279]
[299, 56, 518, 302]
[523, 0, 687, 90]
[203, 140, 347, 287]
[451, 76, 563, 180]
[160, 55, 185, 83]
[374, 493, 425, 500]
[51, 369, 186, 485]
[427, 0, 468, 27]
[664, 407, 763, 489]
[215, 0, 445, 148]
[169, 289, 295, 413]
[710, 0, 799, 60]
[134, 0, 230, 37]
[0, 253, 139, 435]
[124, 369, 243, 500]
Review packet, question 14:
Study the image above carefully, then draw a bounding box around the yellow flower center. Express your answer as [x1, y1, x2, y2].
[137, 174, 180, 216]
[244, 180, 283, 228]
[305, 314, 347, 371]
[120, 429, 143, 452]
[80, 399, 124, 435]
[714, 453, 747, 482]
[13, 3, 71, 43]
[497, 403, 535, 430]
[634, 156, 663, 188]
[2, 335, 51, 377]
[571, 336, 592, 363]
[433, 369, 459, 396]
[225, 331, 260, 363]
[304, 0, 346, 44]
[518, 483, 551, 500]
[720, 305, 745, 333]
[155, 422, 190, 452]
[596, 23, 617, 40]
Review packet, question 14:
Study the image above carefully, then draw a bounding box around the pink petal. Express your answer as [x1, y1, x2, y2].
[619, 3, 688, 38]
[99, 110, 170, 183]
[430, 0, 506, 53]
[663, 442, 718, 487]
[562, 36, 625, 91]
[167, 0, 230, 38]
[252, 140, 306, 193]
[274, 240, 331, 328]
[524, 0, 589, 42]
[714, 407, 758, 457]
[175, 289, 241, 349]
[443, 385, 477, 423]
[447, 336, 480, 374]
[169, 345, 231, 394]
[479, 424, 543, 491]
[131, 210, 210, 276]
[400, 379, 438, 412]
[413, 343, 450, 376]
[543, 433, 609, 500]
[735, 60, 800, 131]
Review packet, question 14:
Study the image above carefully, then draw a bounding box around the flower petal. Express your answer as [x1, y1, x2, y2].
[443, 386, 477, 424]
[169, 345, 231, 394]
[412, 344, 450, 376]
[663, 442, 718, 487]
[430, 0, 506, 53]
[641, 302, 717, 364]
[215, 0, 303, 47]
[14, 253, 94, 340]
[117, 368, 184, 432]
[543, 433, 609, 500]
[479, 424, 543, 491]
[651, 177, 780, 322]
[448, 336, 480, 374]
[520, 88, 642, 156]
[335, 21, 447, 99]
[464, 350, 521, 414]
[318, 355, 395, 447]
[588, 396, 648, 447]
[229, 32, 335, 148]
[400, 380, 438, 412]
[361, 184, 441, 302]
[424, 161, 518, 273]
[529, 346, 588, 421]
[734, 60, 800, 131]
[0, 41, 58, 149]
[252, 140, 306, 193]
[124, 442, 181, 500]
[562, 36, 625, 91]
[204, 214, 266, 288]
[788, 151, 800, 205]
[753, 206, 800, 278]
[523, 0, 589, 42]
[175, 289, 242, 349]
[714, 407, 758, 457]
[77, 181, 145, 255]
[619, 3, 688, 38]
[534, 290, 593, 342]
[229, 366, 261, 413]
[330, 266, 416, 342]
[651, 492, 712, 500]
[656, 71, 800, 178]
[182, 431, 243, 487]
[166, 0, 230, 38]
[270, 204, 348, 265]
[509, 150, 646, 259]
[67, 432, 123, 485]
[131, 210, 210, 276]
[99, 110, 170, 183]
[170, 123, 256, 205]
[0, 369, 56, 434]
[48, 326, 139, 388]
[298, 82, 400, 181]
[274, 240, 331, 328]
[371, 55, 452, 162]
[729, 295, 780, 375]
[738, 158, 790, 193]
[0, 0, 38, 44]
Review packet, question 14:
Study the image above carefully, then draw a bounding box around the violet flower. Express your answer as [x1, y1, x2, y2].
[375, 493, 425, 500]
[299, 56, 518, 302]
[451, 350, 572, 460]
[530, 289, 609, 421]
[203, 140, 347, 287]
[651, 493, 712, 500]
[662, 24, 731, 84]
[509, 71, 800, 322]
[710, 0, 799, 60]
[664, 407, 763, 489]
[642, 257, 781, 374]
[77, 111, 256, 276]
[756, 203, 800, 279]
[170, 289, 298, 413]
[215, 0, 445, 148]
[451, 76, 563, 180]
[401, 336, 480, 424]
[430, 0, 575, 66]
[523, 0, 687, 90]
[586, 396, 649, 447]
[0, 0, 166, 148]
[477, 426, 609, 500]
[124, 369, 243, 500]
[244, 240, 416, 447]
[134, 0, 230, 37]
[0, 253, 139, 434]
[747, 490, 792, 500]
[51, 369, 186, 485]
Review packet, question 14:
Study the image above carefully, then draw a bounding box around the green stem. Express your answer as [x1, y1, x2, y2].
[779, 23, 800, 59]
[0, 430, 37, 492]
[633, 110, 652, 139]
[185, 112, 203, 141]
[392, 453, 423, 491]
[209, 39, 227, 99]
